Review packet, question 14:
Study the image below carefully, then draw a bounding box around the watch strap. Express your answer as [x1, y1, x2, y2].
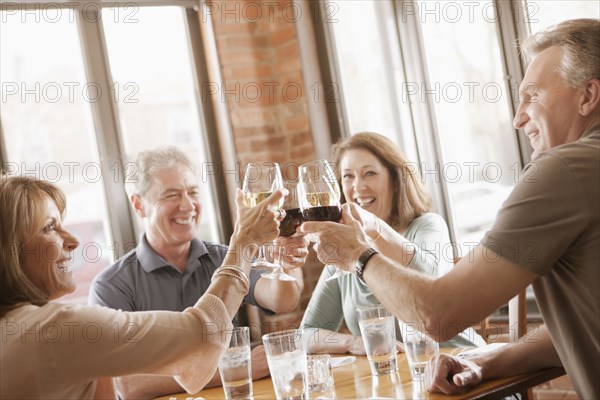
[356, 247, 378, 280]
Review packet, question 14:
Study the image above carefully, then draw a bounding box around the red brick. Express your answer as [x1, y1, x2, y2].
[212, 20, 258, 35]
[275, 40, 300, 63]
[231, 109, 273, 127]
[289, 131, 312, 147]
[218, 49, 271, 66]
[271, 25, 297, 47]
[274, 57, 303, 76]
[291, 145, 315, 160]
[249, 136, 285, 152]
[217, 35, 268, 50]
[286, 115, 310, 134]
[238, 92, 278, 108]
[234, 125, 276, 138]
[230, 65, 274, 80]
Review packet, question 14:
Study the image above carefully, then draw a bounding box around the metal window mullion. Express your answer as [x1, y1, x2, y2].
[311, 1, 349, 142]
[373, 1, 408, 150]
[393, 0, 456, 246]
[295, 0, 334, 160]
[185, 6, 234, 241]
[495, 0, 531, 167]
[76, 6, 136, 259]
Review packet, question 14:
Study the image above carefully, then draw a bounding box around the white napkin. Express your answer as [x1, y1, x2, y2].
[329, 356, 356, 368]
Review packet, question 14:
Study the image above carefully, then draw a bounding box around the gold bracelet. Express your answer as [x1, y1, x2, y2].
[216, 265, 250, 285]
[371, 228, 381, 243]
[370, 217, 383, 242]
[212, 271, 250, 294]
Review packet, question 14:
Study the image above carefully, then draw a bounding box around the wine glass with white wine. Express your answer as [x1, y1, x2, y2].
[242, 162, 287, 276]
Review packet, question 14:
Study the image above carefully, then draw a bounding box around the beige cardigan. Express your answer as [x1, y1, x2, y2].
[1, 294, 232, 399]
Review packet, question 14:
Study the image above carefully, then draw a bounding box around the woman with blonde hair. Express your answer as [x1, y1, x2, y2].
[0, 175, 285, 399]
[301, 132, 485, 354]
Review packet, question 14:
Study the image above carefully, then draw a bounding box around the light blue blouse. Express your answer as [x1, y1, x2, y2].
[300, 213, 486, 349]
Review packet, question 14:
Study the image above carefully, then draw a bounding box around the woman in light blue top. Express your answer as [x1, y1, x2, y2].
[301, 132, 485, 354]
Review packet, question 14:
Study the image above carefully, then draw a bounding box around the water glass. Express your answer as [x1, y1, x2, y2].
[306, 354, 336, 399]
[399, 321, 440, 381]
[218, 326, 253, 400]
[356, 305, 398, 375]
[262, 329, 308, 400]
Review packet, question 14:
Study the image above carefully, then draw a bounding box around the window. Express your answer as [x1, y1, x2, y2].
[324, 0, 523, 254]
[526, 0, 600, 33]
[0, 9, 110, 303]
[0, 2, 220, 303]
[418, 0, 519, 252]
[326, 0, 419, 162]
[102, 6, 219, 240]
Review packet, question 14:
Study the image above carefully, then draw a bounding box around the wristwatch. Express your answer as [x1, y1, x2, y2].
[356, 247, 378, 280]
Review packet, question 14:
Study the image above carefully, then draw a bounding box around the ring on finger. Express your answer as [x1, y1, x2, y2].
[276, 208, 286, 220]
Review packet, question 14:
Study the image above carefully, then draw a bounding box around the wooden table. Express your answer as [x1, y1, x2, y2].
[156, 350, 565, 399]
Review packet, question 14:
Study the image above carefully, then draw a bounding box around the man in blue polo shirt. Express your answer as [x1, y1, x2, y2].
[89, 147, 308, 400]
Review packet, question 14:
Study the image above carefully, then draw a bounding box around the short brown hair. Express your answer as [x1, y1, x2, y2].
[521, 18, 600, 87]
[0, 176, 66, 317]
[331, 132, 431, 230]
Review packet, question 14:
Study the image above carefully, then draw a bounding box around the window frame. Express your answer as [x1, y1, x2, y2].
[0, 0, 232, 258]
[314, 0, 537, 250]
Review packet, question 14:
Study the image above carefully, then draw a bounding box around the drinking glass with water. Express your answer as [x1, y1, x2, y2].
[218, 326, 253, 400]
[356, 305, 398, 375]
[262, 329, 308, 400]
[398, 320, 440, 381]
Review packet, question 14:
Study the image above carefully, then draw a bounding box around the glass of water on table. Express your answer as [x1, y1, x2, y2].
[262, 329, 308, 400]
[218, 326, 253, 400]
[356, 304, 398, 375]
[399, 320, 439, 381]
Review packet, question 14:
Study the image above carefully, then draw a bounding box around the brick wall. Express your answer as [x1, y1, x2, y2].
[210, 0, 316, 169]
[209, 0, 322, 334]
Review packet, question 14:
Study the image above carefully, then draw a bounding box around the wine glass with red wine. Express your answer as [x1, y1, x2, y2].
[262, 181, 301, 281]
[298, 160, 349, 281]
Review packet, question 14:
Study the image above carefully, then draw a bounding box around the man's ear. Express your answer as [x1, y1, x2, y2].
[580, 78, 600, 117]
[131, 195, 145, 218]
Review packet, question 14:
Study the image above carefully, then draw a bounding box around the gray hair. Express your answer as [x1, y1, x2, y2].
[125, 147, 198, 197]
[521, 18, 600, 87]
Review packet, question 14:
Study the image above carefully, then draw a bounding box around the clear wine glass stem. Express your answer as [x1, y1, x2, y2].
[261, 244, 296, 281]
